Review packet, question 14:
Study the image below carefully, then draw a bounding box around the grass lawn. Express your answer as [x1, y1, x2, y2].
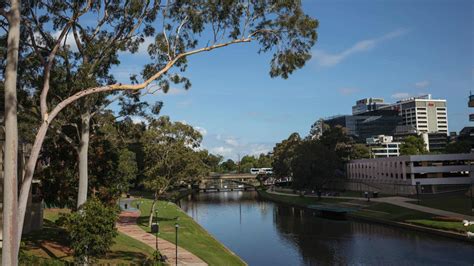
[258, 190, 350, 208]
[406, 219, 474, 233]
[19, 208, 157, 265]
[416, 194, 474, 216]
[354, 203, 433, 221]
[353, 203, 474, 234]
[133, 198, 246, 266]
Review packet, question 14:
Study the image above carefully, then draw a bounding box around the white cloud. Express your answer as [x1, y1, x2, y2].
[414, 80, 430, 89]
[195, 126, 207, 136]
[312, 28, 410, 67]
[210, 146, 234, 156]
[165, 87, 187, 95]
[177, 100, 192, 107]
[50, 31, 80, 52]
[391, 92, 411, 100]
[338, 87, 360, 96]
[131, 116, 148, 124]
[248, 144, 272, 156]
[224, 137, 239, 147]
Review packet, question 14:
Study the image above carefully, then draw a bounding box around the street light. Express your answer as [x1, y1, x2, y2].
[151, 210, 160, 261]
[415, 181, 421, 204]
[175, 223, 179, 266]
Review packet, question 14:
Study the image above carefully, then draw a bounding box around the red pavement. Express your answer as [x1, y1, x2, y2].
[117, 211, 207, 266]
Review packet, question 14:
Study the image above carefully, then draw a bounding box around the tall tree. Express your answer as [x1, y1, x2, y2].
[400, 135, 427, 155]
[272, 132, 301, 178]
[141, 116, 205, 226]
[291, 140, 340, 191]
[220, 159, 237, 173]
[2, 1, 318, 259]
[1, 0, 21, 264]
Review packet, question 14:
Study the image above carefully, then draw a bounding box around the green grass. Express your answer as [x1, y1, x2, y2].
[406, 219, 474, 233]
[353, 203, 474, 234]
[133, 198, 246, 266]
[258, 190, 350, 208]
[19, 208, 158, 265]
[416, 194, 473, 216]
[355, 203, 433, 221]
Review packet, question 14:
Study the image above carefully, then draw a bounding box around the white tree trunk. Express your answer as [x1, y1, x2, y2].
[2, 1, 21, 265]
[148, 193, 158, 227]
[77, 110, 91, 209]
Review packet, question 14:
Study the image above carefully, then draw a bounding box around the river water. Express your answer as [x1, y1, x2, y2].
[180, 191, 474, 266]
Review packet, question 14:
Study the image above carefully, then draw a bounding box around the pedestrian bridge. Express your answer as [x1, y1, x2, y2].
[199, 173, 261, 192]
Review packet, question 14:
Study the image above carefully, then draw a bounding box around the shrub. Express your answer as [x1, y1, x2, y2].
[62, 197, 119, 263]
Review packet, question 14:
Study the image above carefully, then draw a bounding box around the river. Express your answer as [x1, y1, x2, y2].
[180, 191, 474, 266]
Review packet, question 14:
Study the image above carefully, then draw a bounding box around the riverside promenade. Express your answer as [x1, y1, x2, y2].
[267, 190, 474, 221]
[117, 209, 207, 266]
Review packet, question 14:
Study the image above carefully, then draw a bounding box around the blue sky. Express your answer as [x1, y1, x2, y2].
[111, 0, 473, 160]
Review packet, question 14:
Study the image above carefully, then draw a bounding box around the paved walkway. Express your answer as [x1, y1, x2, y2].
[267, 190, 474, 220]
[117, 210, 207, 266]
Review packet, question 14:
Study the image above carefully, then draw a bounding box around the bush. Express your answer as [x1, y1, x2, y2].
[61, 197, 119, 263]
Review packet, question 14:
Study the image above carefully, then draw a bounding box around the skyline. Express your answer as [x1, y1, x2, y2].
[111, 0, 473, 160]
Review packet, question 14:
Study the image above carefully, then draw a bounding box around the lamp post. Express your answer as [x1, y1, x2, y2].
[415, 181, 420, 204]
[470, 161, 473, 213]
[151, 210, 160, 261]
[175, 223, 179, 266]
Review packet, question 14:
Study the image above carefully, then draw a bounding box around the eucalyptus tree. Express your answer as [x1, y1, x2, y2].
[1, 0, 318, 261]
[141, 116, 206, 226]
[291, 140, 341, 192]
[272, 132, 302, 178]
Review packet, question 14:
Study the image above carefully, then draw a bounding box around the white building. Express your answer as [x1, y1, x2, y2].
[366, 135, 401, 158]
[384, 94, 448, 134]
[346, 153, 473, 195]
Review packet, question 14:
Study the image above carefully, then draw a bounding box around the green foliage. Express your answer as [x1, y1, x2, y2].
[198, 150, 223, 173]
[400, 135, 427, 155]
[351, 143, 371, 159]
[239, 155, 258, 173]
[220, 159, 237, 173]
[272, 133, 302, 178]
[19, 254, 66, 266]
[445, 140, 472, 154]
[117, 148, 139, 188]
[60, 198, 119, 264]
[291, 140, 341, 190]
[141, 116, 207, 197]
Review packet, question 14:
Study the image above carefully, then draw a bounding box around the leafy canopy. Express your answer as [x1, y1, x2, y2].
[60, 197, 119, 263]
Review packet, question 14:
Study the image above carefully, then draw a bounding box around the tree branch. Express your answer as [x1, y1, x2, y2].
[51, 124, 79, 152]
[173, 15, 188, 56]
[19, 38, 254, 237]
[39, 21, 74, 121]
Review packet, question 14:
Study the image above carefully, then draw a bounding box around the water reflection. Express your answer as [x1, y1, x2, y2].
[181, 191, 474, 266]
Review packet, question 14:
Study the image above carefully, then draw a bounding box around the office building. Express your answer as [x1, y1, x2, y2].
[352, 98, 390, 115]
[324, 110, 402, 141]
[383, 94, 448, 134]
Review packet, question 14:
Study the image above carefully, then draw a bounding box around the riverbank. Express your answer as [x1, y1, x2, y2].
[132, 197, 247, 266]
[257, 189, 474, 243]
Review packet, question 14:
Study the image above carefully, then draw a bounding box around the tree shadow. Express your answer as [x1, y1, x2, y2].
[136, 215, 179, 227]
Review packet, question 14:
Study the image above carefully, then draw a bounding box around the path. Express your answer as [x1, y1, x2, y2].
[117, 210, 207, 266]
[267, 190, 474, 220]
